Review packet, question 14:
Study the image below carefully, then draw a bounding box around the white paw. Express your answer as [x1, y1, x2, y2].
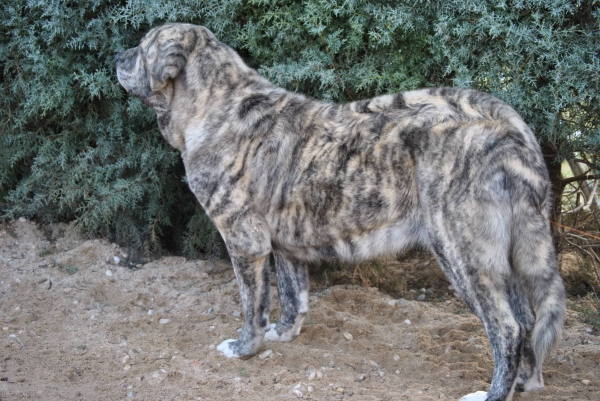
[460, 391, 488, 401]
[264, 325, 280, 342]
[263, 324, 299, 342]
[216, 339, 240, 358]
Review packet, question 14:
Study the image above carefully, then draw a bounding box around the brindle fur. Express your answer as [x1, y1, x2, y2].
[116, 23, 566, 401]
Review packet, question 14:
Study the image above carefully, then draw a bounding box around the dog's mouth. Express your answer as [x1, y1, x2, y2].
[115, 48, 144, 94]
[116, 54, 170, 113]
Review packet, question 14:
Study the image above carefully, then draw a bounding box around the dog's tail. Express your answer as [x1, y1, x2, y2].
[504, 149, 566, 366]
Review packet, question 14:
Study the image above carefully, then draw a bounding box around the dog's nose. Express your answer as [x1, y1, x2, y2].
[115, 52, 123, 63]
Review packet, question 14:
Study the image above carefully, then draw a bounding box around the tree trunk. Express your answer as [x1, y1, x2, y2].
[541, 141, 565, 253]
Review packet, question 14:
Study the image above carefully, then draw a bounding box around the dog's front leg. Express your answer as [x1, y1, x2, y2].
[216, 215, 272, 358]
[217, 255, 271, 358]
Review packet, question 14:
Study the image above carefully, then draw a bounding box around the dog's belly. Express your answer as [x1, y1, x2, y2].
[271, 216, 427, 262]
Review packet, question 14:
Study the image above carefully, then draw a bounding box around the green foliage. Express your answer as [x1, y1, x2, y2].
[573, 294, 600, 332]
[428, 0, 600, 163]
[1, 0, 599, 255]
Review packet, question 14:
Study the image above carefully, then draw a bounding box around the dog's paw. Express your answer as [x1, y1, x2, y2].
[264, 323, 298, 342]
[459, 391, 488, 401]
[216, 339, 241, 358]
[264, 324, 280, 342]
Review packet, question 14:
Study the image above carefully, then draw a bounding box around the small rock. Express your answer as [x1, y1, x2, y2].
[147, 310, 154, 315]
[420, 288, 427, 293]
[113, 256, 121, 264]
[582, 379, 591, 386]
[404, 319, 411, 325]
[206, 307, 213, 314]
[292, 389, 303, 398]
[425, 289, 434, 295]
[126, 391, 134, 398]
[343, 332, 353, 340]
[336, 387, 345, 394]
[355, 375, 365, 382]
[316, 371, 323, 379]
[38, 261, 48, 267]
[393, 354, 399, 361]
[1, 327, 8, 331]
[122, 355, 130, 364]
[123, 364, 131, 371]
[18, 217, 26, 222]
[557, 354, 565, 363]
[417, 294, 426, 301]
[308, 372, 316, 381]
[258, 349, 273, 360]
[105, 270, 113, 277]
[159, 319, 171, 324]
[448, 284, 456, 291]
[388, 300, 398, 307]
[395, 370, 400, 374]
[307, 385, 313, 393]
[233, 311, 241, 317]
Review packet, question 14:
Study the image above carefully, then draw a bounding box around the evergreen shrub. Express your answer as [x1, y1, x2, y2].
[1, 0, 598, 256]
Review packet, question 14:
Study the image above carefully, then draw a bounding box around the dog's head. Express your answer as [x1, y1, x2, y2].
[116, 23, 211, 110]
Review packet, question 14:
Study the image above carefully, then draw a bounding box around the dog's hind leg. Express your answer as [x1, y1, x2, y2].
[434, 245, 522, 401]
[507, 277, 537, 393]
[426, 197, 522, 400]
[264, 254, 309, 342]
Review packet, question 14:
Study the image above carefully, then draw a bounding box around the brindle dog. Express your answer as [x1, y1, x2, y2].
[116, 23, 565, 401]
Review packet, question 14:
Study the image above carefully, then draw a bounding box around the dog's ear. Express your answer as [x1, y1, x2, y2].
[147, 27, 198, 92]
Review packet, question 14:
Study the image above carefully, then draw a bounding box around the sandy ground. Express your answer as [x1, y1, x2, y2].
[0, 219, 598, 401]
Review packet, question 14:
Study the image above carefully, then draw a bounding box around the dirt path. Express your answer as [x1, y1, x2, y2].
[1, 219, 598, 400]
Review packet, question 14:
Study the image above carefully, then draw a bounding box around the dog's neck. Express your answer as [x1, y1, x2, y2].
[161, 44, 292, 157]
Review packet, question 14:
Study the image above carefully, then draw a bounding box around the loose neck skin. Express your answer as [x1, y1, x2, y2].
[156, 42, 277, 156]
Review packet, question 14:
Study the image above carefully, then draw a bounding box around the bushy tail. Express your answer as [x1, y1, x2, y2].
[507, 161, 566, 365]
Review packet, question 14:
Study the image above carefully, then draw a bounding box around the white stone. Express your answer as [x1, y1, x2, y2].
[258, 349, 273, 360]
